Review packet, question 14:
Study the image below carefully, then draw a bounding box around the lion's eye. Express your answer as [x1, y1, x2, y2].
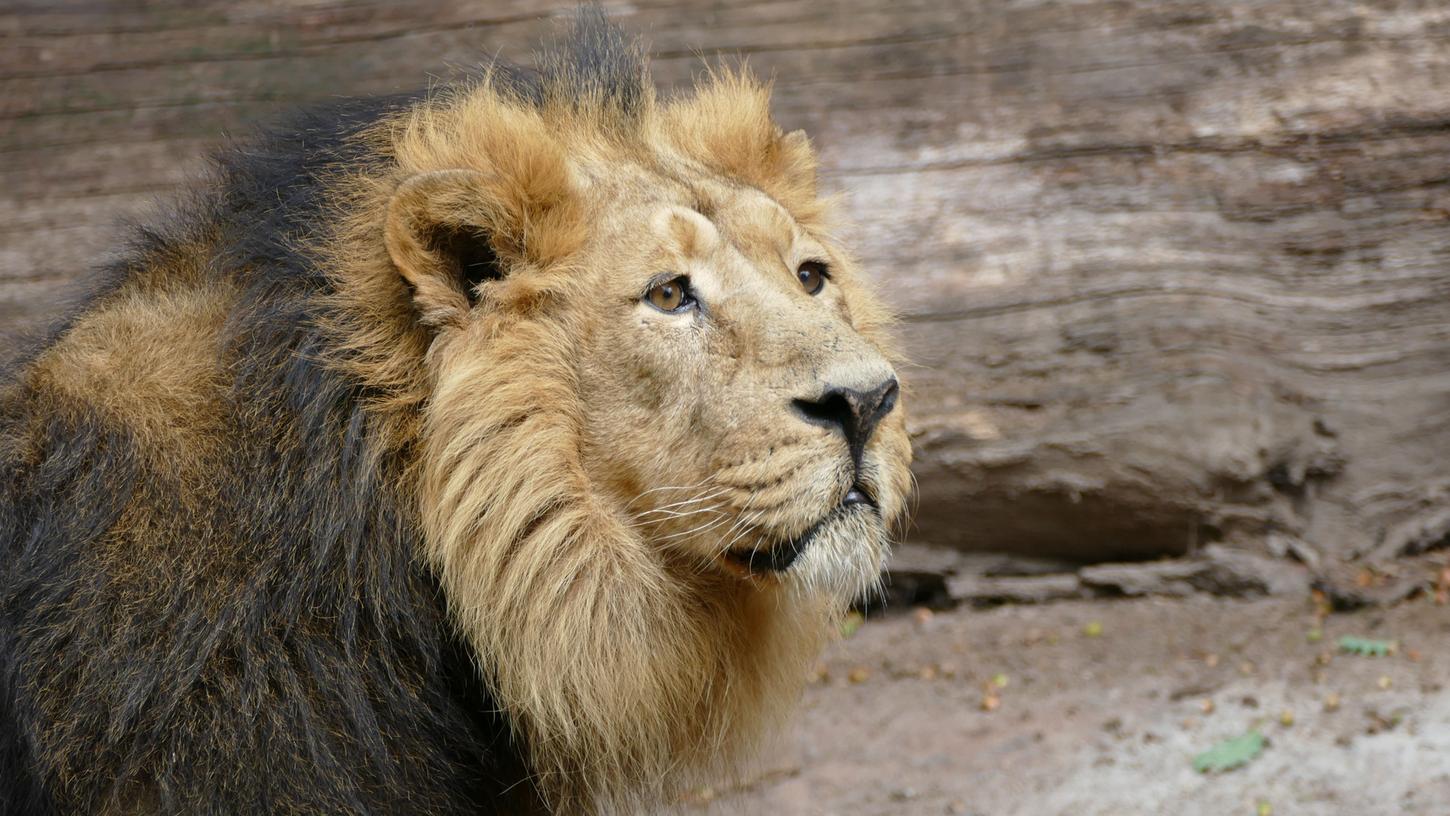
[797, 261, 829, 295]
[644, 275, 695, 313]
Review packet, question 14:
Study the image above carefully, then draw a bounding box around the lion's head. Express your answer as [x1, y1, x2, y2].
[323, 16, 911, 811]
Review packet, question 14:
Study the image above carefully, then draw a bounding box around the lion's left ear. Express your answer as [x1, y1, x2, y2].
[777, 128, 819, 200]
[384, 163, 583, 327]
[663, 73, 823, 219]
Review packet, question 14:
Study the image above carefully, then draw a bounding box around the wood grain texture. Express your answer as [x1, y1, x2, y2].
[4, 0, 1448, 563]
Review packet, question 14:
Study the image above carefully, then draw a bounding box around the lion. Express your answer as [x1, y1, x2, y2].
[0, 12, 911, 815]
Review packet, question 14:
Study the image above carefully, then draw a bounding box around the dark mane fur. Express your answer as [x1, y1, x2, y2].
[0, 88, 540, 813]
[0, 10, 654, 815]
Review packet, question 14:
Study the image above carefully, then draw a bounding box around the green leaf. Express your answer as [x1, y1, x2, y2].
[1337, 636, 1396, 657]
[839, 611, 864, 638]
[1193, 731, 1265, 773]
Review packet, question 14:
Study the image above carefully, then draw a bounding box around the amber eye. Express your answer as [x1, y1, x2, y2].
[797, 261, 829, 295]
[644, 275, 695, 313]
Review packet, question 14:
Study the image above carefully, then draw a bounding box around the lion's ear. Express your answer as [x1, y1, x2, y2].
[384, 169, 510, 328]
[779, 129, 819, 196]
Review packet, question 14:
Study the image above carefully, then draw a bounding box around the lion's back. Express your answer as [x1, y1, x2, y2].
[0, 98, 538, 816]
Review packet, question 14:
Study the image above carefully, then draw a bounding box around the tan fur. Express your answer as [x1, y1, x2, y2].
[30, 282, 235, 475]
[244, 61, 906, 812]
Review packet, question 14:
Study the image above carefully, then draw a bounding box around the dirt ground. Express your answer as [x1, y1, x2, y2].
[681, 595, 1450, 816]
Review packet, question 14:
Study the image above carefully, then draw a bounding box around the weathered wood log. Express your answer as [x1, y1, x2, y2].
[4, 0, 1448, 564]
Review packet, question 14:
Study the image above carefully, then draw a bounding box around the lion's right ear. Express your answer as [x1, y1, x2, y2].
[385, 169, 509, 328]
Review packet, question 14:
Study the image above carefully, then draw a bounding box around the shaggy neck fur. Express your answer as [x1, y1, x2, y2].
[419, 316, 832, 809]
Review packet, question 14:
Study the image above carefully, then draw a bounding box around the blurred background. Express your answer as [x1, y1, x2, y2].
[3, 1, 1449, 813]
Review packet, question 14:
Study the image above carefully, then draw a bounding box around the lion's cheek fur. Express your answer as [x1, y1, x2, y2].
[416, 316, 832, 809]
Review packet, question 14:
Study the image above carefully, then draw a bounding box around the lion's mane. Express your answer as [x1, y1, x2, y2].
[1, 13, 873, 815]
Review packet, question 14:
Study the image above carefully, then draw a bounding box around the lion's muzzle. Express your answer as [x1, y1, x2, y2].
[727, 483, 880, 575]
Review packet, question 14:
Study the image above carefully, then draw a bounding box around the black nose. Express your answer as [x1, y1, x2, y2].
[792, 377, 899, 462]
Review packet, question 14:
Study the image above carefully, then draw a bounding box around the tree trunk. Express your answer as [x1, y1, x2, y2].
[4, 0, 1448, 565]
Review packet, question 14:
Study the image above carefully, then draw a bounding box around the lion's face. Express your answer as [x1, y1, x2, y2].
[365, 57, 913, 808]
[571, 165, 911, 602]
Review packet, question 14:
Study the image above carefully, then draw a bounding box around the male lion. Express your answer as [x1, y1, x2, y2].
[0, 12, 910, 815]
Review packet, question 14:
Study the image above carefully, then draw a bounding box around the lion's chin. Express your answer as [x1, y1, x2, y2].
[725, 503, 888, 603]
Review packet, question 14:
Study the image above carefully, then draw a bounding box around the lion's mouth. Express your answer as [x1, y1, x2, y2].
[725, 483, 877, 574]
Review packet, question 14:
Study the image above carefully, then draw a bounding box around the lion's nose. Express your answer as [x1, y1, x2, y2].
[791, 376, 899, 461]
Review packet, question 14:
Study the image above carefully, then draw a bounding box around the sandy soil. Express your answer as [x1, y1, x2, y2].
[681, 596, 1450, 816]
